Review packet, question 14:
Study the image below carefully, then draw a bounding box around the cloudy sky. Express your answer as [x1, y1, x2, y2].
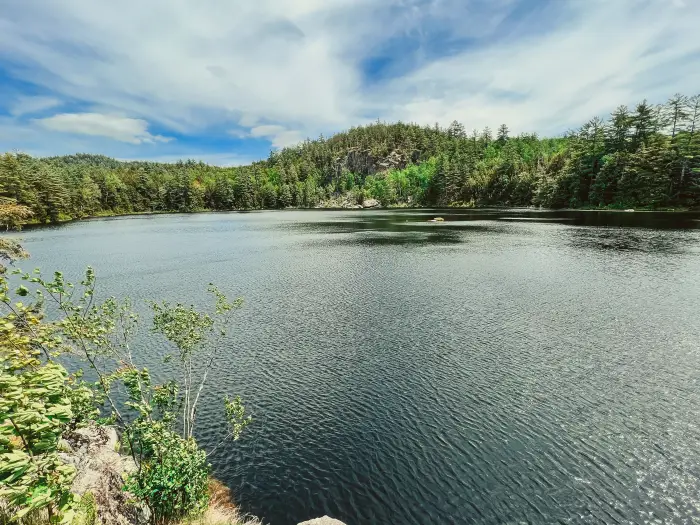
[1, 0, 699, 165]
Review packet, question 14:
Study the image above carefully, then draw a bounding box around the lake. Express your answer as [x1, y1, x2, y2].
[8, 209, 700, 524]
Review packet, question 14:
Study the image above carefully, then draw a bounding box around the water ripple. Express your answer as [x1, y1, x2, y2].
[7, 209, 700, 525]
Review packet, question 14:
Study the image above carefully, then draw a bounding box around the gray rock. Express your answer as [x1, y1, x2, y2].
[297, 517, 347, 525]
[57, 438, 74, 453]
[62, 425, 150, 525]
[362, 198, 380, 208]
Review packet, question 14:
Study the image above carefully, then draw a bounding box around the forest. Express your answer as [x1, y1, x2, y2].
[1, 93, 699, 223]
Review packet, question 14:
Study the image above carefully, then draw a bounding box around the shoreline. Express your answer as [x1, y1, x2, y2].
[9, 205, 699, 231]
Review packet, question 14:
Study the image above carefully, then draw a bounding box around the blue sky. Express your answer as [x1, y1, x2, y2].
[0, 0, 698, 166]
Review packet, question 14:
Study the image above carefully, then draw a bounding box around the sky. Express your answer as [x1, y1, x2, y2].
[1, 0, 699, 166]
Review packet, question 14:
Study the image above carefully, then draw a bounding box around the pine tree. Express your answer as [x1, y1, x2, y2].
[666, 93, 689, 140]
[497, 124, 510, 145]
[606, 105, 631, 154]
[481, 127, 493, 147]
[278, 184, 293, 208]
[447, 120, 466, 139]
[630, 100, 658, 152]
[32, 165, 70, 222]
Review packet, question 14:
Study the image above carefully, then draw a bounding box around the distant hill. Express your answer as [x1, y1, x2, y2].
[1, 93, 698, 223]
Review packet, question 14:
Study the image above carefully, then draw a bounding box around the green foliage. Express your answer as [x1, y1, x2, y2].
[150, 286, 242, 440]
[64, 374, 99, 431]
[223, 396, 252, 442]
[0, 313, 77, 524]
[1, 93, 698, 221]
[150, 302, 214, 356]
[0, 239, 77, 525]
[1, 256, 252, 525]
[73, 492, 97, 525]
[124, 422, 209, 525]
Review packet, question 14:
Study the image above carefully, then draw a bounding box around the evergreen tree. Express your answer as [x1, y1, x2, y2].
[447, 120, 466, 139]
[497, 124, 510, 145]
[0, 92, 698, 219]
[630, 100, 658, 152]
[481, 127, 493, 147]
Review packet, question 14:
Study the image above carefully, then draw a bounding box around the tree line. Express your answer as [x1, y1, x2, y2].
[1, 93, 699, 222]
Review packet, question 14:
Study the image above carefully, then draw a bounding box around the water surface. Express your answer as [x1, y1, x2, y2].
[9, 209, 700, 524]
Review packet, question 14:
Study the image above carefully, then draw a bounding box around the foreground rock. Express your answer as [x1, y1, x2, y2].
[297, 517, 347, 525]
[59, 426, 150, 525]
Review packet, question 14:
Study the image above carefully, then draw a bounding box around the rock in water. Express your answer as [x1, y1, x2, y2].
[297, 517, 347, 525]
[362, 198, 380, 208]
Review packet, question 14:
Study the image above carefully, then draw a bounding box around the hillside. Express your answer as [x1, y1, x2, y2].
[1, 94, 699, 223]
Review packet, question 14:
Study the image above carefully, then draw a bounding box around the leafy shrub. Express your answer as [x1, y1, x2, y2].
[0, 323, 77, 523]
[1, 247, 252, 525]
[124, 422, 209, 524]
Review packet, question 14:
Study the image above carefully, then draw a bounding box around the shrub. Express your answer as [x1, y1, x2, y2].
[124, 422, 209, 524]
[1, 253, 252, 525]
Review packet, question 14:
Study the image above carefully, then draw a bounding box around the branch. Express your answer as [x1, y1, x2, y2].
[205, 430, 235, 458]
[8, 417, 33, 457]
[189, 349, 218, 432]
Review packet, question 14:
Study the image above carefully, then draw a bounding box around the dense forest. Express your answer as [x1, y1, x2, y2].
[1, 93, 699, 223]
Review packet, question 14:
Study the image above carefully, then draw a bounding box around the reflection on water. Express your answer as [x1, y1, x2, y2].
[6, 208, 700, 525]
[566, 227, 694, 254]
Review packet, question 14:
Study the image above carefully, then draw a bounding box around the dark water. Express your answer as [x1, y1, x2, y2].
[7, 209, 700, 524]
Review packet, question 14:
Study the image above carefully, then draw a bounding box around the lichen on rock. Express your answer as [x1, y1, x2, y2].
[59, 425, 150, 525]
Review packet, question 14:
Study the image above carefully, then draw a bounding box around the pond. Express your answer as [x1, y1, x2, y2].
[9, 208, 700, 524]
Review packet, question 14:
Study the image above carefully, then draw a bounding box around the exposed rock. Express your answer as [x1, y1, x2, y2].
[340, 148, 410, 176]
[297, 517, 347, 525]
[60, 426, 150, 525]
[361, 198, 380, 208]
[316, 196, 363, 209]
[332, 148, 417, 180]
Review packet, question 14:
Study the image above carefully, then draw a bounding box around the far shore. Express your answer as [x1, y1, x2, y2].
[5, 205, 697, 231]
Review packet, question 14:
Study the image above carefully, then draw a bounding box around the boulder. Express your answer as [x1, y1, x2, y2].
[60, 426, 150, 525]
[298, 517, 347, 525]
[362, 198, 380, 208]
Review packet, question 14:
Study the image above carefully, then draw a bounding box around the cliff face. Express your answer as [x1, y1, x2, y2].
[334, 148, 418, 180]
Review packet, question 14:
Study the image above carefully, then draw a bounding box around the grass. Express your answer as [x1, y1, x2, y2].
[180, 505, 263, 525]
[176, 480, 264, 525]
[1, 480, 262, 525]
[0, 505, 48, 525]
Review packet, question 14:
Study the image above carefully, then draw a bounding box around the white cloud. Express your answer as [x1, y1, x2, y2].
[117, 152, 255, 167]
[34, 113, 172, 144]
[238, 114, 259, 127]
[248, 124, 305, 148]
[0, 0, 698, 155]
[376, 0, 700, 134]
[228, 129, 250, 139]
[9, 95, 61, 116]
[228, 124, 304, 148]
